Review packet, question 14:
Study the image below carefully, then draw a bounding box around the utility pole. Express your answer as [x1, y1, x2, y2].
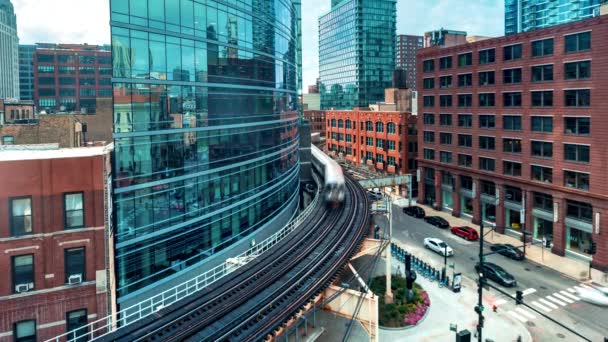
[385, 194, 393, 304]
[407, 174, 413, 207]
[443, 245, 448, 282]
[476, 220, 485, 342]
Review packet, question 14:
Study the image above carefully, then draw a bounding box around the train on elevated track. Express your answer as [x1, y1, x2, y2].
[311, 144, 345, 205]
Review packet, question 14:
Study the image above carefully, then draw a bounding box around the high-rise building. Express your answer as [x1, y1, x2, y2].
[18, 45, 36, 101]
[396, 34, 423, 90]
[0, 0, 19, 99]
[505, 0, 608, 35]
[109, 0, 301, 307]
[319, 0, 396, 110]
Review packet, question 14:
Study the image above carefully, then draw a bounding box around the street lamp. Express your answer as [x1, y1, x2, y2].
[385, 193, 394, 304]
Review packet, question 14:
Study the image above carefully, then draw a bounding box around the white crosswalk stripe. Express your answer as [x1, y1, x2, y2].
[494, 299, 508, 306]
[539, 298, 559, 309]
[553, 292, 574, 304]
[522, 288, 537, 296]
[580, 284, 593, 289]
[560, 290, 580, 301]
[546, 295, 567, 306]
[567, 287, 577, 293]
[532, 300, 552, 312]
[516, 307, 536, 320]
[508, 310, 529, 323]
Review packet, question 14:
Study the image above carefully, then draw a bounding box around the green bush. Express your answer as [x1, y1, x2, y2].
[369, 276, 430, 328]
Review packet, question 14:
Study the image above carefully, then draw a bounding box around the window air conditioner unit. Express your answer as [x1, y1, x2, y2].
[16, 283, 30, 293]
[68, 274, 83, 284]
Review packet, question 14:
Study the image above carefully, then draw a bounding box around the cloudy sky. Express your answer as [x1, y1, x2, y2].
[13, 0, 504, 92]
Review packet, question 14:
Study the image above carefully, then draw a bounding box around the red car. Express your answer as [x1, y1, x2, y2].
[451, 226, 479, 241]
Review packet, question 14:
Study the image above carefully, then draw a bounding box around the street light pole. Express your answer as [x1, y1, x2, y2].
[443, 245, 448, 282]
[385, 194, 394, 304]
[476, 220, 485, 342]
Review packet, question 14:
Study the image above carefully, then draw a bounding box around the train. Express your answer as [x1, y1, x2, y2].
[311, 144, 346, 205]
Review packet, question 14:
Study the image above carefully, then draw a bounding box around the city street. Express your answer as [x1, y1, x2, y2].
[373, 204, 608, 342]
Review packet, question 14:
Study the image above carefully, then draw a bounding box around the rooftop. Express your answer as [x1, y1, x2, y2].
[0, 143, 113, 162]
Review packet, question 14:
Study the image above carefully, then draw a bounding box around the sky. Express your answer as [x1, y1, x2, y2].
[13, 0, 504, 92]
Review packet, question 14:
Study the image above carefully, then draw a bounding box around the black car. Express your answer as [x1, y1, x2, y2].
[402, 206, 426, 218]
[490, 244, 524, 261]
[475, 262, 517, 287]
[423, 216, 449, 229]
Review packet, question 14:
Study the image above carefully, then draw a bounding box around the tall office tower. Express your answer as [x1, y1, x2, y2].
[18, 45, 35, 101]
[396, 34, 423, 90]
[505, 0, 607, 34]
[0, 0, 19, 99]
[319, 0, 396, 110]
[110, 0, 301, 307]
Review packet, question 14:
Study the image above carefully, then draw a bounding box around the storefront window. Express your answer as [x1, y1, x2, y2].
[483, 203, 496, 223]
[534, 217, 553, 244]
[462, 196, 474, 216]
[506, 209, 522, 230]
[443, 189, 453, 209]
[505, 186, 522, 203]
[567, 227, 593, 255]
[566, 200, 592, 223]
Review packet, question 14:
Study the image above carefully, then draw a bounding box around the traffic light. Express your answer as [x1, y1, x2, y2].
[515, 290, 523, 305]
[405, 253, 411, 272]
[474, 305, 484, 315]
[406, 270, 417, 290]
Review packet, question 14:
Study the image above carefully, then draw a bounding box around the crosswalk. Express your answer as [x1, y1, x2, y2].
[498, 284, 593, 323]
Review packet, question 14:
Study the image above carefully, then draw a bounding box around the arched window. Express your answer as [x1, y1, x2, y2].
[338, 119, 344, 128]
[387, 122, 396, 134]
[376, 121, 384, 133]
[345, 119, 351, 129]
[366, 121, 373, 131]
[331, 119, 336, 127]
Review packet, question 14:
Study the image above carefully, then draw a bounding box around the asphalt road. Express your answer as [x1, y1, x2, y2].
[372, 203, 608, 342]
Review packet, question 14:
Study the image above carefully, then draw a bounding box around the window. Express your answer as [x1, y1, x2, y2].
[479, 115, 495, 129]
[503, 68, 522, 84]
[366, 137, 373, 146]
[440, 133, 452, 145]
[387, 141, 396, 151]
[387, 122, 396, 134]
[375, 122, 384, 133]
[423, 131, 435, 143]
[346, 134, 352, 143]
[80, 78, 95, 86]
[59, 66, 75, 74]
[388, 156, 396, 166]
[503, 92, 522, 107]
[564, 117, 590, 135]
[503, 44, 522, 60]
[479, 49, 495, 64]
[38, 54, 55, 63]
[478, 71, 495, 86]
[503, 138, 522, 153]
[423, 113, 435, 125]
[565, 32, 591, 53]
[458, 73, 472, 87]
[424, 148, 435, 160]
[59, 77, 76, 85]
[503, 116, 522, 130]
[423, 96, 435, 107]
[458, 114, 472, 128]
[458, 52, 472, 67]
[531, 65, 553, 82]
[564, 61, 591, 80]
[479, 93, 495, 107]
[531, 91, 553, 107]
[439, 56, 452, 69]
[423, 59, 435, 72]
[458, 94, 472, 107]
[79, 66, 94, 74]
[64, 192, 85, 230]
[532, 38, 554, 57]
[534, 192, 553, 211]
[532, 116, 553, 132]
[461, 176, 474, 190]
[505, 186, 523, 203]
[479, 157, 495, 172]
[479, 136, 495, 150]
[376, 139, 384, 148]
[79, 55, 95, 64]
[564, 171, 590, 191]
[564, 144, 590, 163]
[10, 197, 32, 236]
[439, 76, 452, 88]
[532, 165, 553, 183]
[531, 141, 553, 158]
[338, 120, 344, 128]
[503, 161, 522, 176]
[14, 320, 36, 342]
[482, 181, 496, 196]
[65, 247, 86, 283]
[38, 65, 55, 73]
[38, 77, 55, 85]
[366, 121, 373, 131]
[458, 134, 472, 147]
[66, 309, 88, 342]
[439, 95, 452, 107]
[346, 120, 352, 129]
[3, 136, 14, 145]
[12, 255, 34, 293]
[440, 151, 453, 163]
[440, 114, 452, 126]
[423, 78, 435, 89]
[458, 154, 473, 168]
[565, 89, 590, 107]
[58, 55, 75, 63]
[38, 88, 56, 97]
[566, 200, 593, 222]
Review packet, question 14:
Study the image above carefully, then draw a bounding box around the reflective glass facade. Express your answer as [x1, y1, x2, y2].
[319, 0, 396, 110]
[506, 0, 605, 35]
[110, 0, 301, 301]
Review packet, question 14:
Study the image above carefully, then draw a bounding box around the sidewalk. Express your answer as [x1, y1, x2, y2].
[413, 203, 594, 283]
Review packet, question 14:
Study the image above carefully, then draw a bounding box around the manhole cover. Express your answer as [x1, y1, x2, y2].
[540, 286, 547, 290]
[527, 321, 536, 327]
[556, 333, 566, 339]
[525, 268, 531, 271]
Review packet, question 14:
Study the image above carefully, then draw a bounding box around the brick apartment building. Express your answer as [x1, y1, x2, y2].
[0, 144, 114, 341]
[396, 34, 424, 90]
[304, 110, 326, 136]
[417, 16, 608, 273]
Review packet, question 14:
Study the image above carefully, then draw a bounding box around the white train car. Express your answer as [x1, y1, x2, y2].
[311, 144, 345, 204]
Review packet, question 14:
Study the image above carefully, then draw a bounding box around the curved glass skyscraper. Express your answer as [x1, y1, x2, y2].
[110, 0, 301, 304]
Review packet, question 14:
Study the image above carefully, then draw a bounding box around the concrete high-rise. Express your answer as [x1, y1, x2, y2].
[505, 0, 608, 35]
[319, 0, 396, 110]
[396, 34, 423, 90]
[0, 0, 19, 99]
[110, 0, 301, 308]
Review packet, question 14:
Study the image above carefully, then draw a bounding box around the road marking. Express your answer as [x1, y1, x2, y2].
[494, 299, 508, 306]
[574, 286, 587, 293]
[531, 300, 552, 312]
[522, 288, 537, 296]
[567, 288, 577, 293]
[546, 295, 567, 306]
[580, 284, 592, 289]
[508, 310, 529, 323]
[516, 307, 536, 320]
[560, 291, 580, 301]
[539, 298, 559, 309]
[552, 293, 574, 304]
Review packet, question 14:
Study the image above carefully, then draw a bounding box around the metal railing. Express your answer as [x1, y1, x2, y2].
[47, 190, 320, 342]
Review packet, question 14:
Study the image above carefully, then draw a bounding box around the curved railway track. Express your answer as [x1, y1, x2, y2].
[102, 175, 368, 342]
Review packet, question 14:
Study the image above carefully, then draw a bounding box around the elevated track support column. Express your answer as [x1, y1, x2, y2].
[323, 285, 379, 342]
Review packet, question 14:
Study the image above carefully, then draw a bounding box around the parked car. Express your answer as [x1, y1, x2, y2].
[475, 262, 517, 287]
[450, 226, 479, 241]
[402, 206, 426, 218]
[423, 216, 450, 229]
[424, 237, 454, 256]
[490, 244, 524, 261]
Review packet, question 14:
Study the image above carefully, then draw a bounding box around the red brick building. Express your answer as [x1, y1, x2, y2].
[325, 108, 417, 175]
[304, 110, 326, 136]
[417, 16, 608, 273]
[0, 145, 114, 341]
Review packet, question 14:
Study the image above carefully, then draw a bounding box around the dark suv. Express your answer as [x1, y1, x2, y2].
[423, 216, 450, 229]
[403, 206, 426, 218]
[475, 262, 517, 287]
